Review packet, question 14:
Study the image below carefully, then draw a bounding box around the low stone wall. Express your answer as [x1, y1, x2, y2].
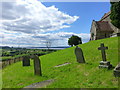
[1, 57, 23, 69]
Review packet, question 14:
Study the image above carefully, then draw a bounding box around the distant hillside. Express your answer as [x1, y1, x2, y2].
[28, 46, 70, 49]
[0, 46, 10, 49]
[2, 37, 119, 88]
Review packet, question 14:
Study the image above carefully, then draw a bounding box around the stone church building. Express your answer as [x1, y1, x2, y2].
[90, 11, 120, 40]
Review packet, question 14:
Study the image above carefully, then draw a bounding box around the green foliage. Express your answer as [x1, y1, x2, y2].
[68, 35, 82, 46]
[110, 2, 120, 29]
[2, 37, 119, 88]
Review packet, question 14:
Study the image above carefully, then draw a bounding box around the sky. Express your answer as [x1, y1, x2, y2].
[0, 0, 111, 47]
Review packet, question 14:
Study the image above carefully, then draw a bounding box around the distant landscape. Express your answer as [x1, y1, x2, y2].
[0, 46, 70, 49]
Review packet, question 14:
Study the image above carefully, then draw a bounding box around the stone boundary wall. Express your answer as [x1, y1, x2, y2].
[1, 57, 23, 69]
[0, 53, 48, 69]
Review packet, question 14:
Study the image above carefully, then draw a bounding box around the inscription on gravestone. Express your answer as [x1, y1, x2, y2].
[98, 43, 112, 69]
[22, 56, 30, 66]
[31, 55, 42, 76]
[75, 46, 85, 63]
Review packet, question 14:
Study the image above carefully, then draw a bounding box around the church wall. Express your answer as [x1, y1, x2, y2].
[96, 31, 113, 39]
[109, 22, 120, 33]
[90, 21, 97, 40]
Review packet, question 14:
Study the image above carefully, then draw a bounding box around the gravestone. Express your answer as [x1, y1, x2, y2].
[114, 63, 120, 77]
[31, 55, 42, 76]
[75, 46, 85, 63]
[22, 56, 30, 66]
[98, 43, 112, 69]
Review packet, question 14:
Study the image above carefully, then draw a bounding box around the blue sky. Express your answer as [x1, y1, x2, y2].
[1, 0, 111, 47]
[43, 2, 111, 33]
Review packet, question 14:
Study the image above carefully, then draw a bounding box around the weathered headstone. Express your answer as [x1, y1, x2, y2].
[75, 46, 85, 63]
[98, 43, 112, 69]
[114, 63, 120, 77]
[31, 55, 42, 76]
[22, 56, 30, 66]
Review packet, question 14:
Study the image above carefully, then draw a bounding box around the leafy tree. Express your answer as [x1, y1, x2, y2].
[68, 35, 82, 47]
[110, 1, 120, 29]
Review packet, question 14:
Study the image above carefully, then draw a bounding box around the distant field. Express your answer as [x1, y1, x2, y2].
[2, 37, 119, 88]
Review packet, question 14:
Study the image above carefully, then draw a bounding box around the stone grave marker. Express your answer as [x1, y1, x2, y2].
[75, 46, 85, 63]
[31, 55, 42, 76]
[22, 56, 30, 66]
[98, 43, 112, 69]
[114, 63, 120, 77]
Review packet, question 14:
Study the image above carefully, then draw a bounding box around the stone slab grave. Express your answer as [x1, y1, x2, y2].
[75, 46, 85, 63]
[114, 63, 120, 77]
[98, 43, 112, 69]
[22, 56, 30, 66]
[54, 62, 71, 67]
[24, 79, 54, 88]
[31, 55, 42, 76]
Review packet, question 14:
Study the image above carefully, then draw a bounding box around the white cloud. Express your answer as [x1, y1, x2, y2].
[1, 0, 90, 47]
[1, 0, 79, 34]
[1, 30, 90, 47]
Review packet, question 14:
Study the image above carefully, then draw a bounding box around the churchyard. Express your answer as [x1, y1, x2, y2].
[1, 37, 119, 88]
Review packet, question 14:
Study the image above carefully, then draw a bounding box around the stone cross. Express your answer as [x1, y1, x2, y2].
[98, 43, 108, 61]
[22, 56, 30, 66]
[31, 55, 42, 76]
[75, 46, 85, 63]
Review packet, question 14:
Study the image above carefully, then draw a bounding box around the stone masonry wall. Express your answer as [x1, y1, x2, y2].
[1, 57, 23, 69]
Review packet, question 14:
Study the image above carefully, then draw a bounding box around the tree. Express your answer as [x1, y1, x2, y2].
[68, 35, 82, 47]
[110, 1, 120, 29]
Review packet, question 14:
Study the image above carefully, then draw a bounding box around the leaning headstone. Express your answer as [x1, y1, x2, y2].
[75, 46, 85, 63]
[22, 56, 30, 66]
[31, 55, 42, 76]
[114, 63, 120, 77]
[98, 43, 112, 69]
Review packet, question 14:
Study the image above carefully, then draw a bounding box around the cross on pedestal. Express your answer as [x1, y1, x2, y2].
[98, 43, 108, 61]
[98, 43, 112, 69]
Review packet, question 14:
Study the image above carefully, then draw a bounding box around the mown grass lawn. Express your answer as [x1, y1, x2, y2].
[2, 37, 119, 88]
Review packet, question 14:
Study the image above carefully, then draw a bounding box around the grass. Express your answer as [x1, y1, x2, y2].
[0, 69, 2, 90]
[2, 37, 119, 88]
